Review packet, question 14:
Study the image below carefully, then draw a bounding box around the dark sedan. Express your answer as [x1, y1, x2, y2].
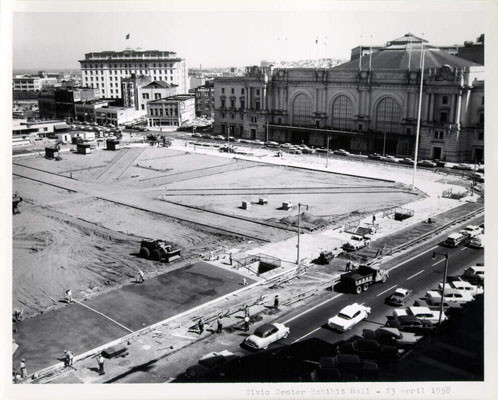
[337, 339, 400, 364]
[385, 315, 435, 335]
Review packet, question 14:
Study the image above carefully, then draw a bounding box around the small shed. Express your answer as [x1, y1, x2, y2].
[76, 143, 91, 154]
[282, 201, 293, 210]
[241, 201, 252, 210]
[45, 147, 59, 159]
[106, 140, 120, 151]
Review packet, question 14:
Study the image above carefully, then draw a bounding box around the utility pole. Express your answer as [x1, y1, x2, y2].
[432, 251, 449, 325]
[326, 135, 330, 168]
[412, 35, 426, 190]
[296, 203, 309, 265]
[266, 118, 269, 143]
[471, 158, 477, 196]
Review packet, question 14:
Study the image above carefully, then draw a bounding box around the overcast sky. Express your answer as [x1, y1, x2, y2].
[13, 3, 487, 70]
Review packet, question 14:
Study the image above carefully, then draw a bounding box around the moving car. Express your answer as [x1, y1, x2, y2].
[460, 225, 482, 239]
[362, 327, 423, 348]
[334, 149, 350, 156]
[469, 234, 484, 248]
[443, 232, 467, 248]
[327, 303, 371, 332]
[385, 315, 435, 335]
[386, 288, 413, 306]
[337, 339, 400, 363]
[243, 323, 290, 350]
[392, 306, 447, 324]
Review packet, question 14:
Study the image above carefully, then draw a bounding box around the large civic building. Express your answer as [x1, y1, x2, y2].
[213, 33, 484, 163]
[79, 49, 188, 99]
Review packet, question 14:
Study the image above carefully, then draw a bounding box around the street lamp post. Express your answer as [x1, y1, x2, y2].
[432, 251, 449, 325]
[326, 135, 330, 168]
[382, 130, 387, 157]
[296, 203, 309, 265]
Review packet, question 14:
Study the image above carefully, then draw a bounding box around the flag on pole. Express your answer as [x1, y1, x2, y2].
[126, 34, 130, 40]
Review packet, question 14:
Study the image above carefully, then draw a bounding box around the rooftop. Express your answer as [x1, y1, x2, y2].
[149, 94, 195, 103]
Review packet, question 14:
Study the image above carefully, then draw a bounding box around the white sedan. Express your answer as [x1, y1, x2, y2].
[328, 303, 371, 332]
[392, 306, 447, 324]
[243, 323, 290, 350]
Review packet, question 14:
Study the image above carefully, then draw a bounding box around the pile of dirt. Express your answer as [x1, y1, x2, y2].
[276, 212, 332, 231]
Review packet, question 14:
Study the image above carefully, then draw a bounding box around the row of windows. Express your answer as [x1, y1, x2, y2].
[221, 87, 252, 95]
[86, 69, 174, 75]
[220, 98, 246, 109]
[142, 93, 163, 100]
[149, 107, 179, 117]
[220, 112, 257, 123]
[84, 63, 176, 69]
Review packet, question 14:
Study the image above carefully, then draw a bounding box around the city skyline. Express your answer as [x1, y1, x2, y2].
[14, 8, 485, 70]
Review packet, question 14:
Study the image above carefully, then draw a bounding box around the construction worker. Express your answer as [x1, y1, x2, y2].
[217, 316, 223, 334]
[274, 295, 279, 311]
[67, 350, 74, 368]
[97, 353, 105, 375]
[20, 359, 27, 379]
[345, 261, 352, 272]
[65, 289, 72, 303]
[243, 315, 250, 332]
[197, 318, 204, 335]
[137, 268, 145, 283]
[242, 278, 248, 286]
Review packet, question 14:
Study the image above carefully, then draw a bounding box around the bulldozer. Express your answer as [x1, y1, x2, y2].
[139, 239, 181, 263]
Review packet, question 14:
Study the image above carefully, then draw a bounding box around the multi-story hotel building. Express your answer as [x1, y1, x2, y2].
[79, 50, 188, 99]
[147, 94, 195, 130]
[213, 34, 484, 163]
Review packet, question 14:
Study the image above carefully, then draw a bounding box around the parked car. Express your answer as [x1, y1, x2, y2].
[425, 289, 474, 306]
[301, 147, 316, 154]
[202, 134, 214, 139]
[288, 148, 302, 154]
[443, 232, 467, 248]
[315, 147, 329, 153]
[392, 306, 447, 324]
[438, 280, 483, 297]
[384, 155, 398, 163]
[192, 132, 203, 138]
[334, 149, 350, 156]
[460, 225, 482, 239]
[385, 315, 435, 335]
[228, 136, 236, 142]
[185, 350, 239, 381]
[368, 153, 384, 160]
[386, 288, 413, 306]
[314, 355, 379, 381]
[452, 163, 472, 170]
[243, 323, 290, 350]
[337, 339, 400, 364]
[461, 266, 484, 285]
[417, 160, 437, 168]
[264, 141, 279, 148]
[362, 327, 423, 348]
[342, 235, 371, 251]
[214, 135, 226, 140]
[252, 139, 265, 145]
[328, 303, 371, 332]
[434, 159, 446, 168]
[279, 143, 294, 149]
[399, 158, 414, 165]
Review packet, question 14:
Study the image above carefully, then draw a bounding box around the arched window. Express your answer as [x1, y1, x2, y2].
[331, 95, 354, 130]
[292, 94, 313, 126]
[376, 98, 401, 133]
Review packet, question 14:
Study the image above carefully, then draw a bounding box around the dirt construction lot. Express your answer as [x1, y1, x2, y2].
[13, 144, 420, 317]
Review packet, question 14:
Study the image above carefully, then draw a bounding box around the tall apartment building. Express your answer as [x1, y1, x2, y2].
[195, 81, 215, 118]
[79, 50, 188, 99]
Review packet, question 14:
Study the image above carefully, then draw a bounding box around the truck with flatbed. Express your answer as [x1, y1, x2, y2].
[340, 264, 389, 294]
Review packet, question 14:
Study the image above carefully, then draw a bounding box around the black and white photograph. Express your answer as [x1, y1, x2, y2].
[2, 0, 496, 399]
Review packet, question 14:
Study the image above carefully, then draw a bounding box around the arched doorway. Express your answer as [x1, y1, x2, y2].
[375, 97, 401, 133]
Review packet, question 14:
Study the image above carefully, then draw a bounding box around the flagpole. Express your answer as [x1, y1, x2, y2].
[412, 35, 425, 189]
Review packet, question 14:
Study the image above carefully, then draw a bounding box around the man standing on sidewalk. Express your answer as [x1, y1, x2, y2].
[20, 359, 27, 379]
[274, 295, 279, 311]
[217, 316, 223, 334]
[97, 353, 105, 375]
